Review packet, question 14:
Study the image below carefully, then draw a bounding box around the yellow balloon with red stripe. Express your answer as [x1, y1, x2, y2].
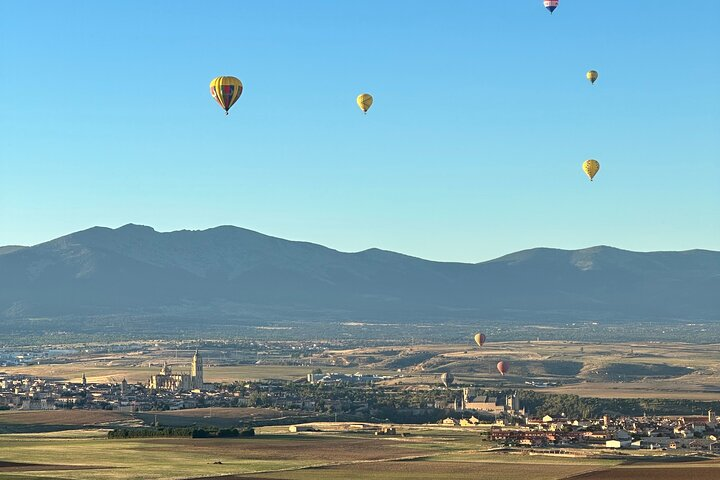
[357, 93, 373, 114]
[583, 159, 600, 181]
[210, 76, 243, 115]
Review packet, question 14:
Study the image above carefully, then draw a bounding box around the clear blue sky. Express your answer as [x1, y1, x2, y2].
[1, 1, 718, 262]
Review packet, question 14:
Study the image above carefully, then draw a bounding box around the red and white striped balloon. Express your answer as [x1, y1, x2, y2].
[544, 0, 558, 14]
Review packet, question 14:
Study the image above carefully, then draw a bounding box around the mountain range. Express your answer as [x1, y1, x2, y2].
[0, 224, 718, 323]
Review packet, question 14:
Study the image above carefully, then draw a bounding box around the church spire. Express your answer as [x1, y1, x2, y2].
[191, 349, 203, 389]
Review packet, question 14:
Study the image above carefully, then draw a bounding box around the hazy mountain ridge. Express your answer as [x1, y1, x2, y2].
[0, 224, 718, 322]
[0, 246, 27, 255]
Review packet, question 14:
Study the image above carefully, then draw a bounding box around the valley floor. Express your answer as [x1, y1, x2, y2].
[1, 428, 719, 480]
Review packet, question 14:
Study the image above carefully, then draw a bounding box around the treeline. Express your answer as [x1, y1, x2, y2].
[517, 390, 720, 418]
[108, 427, 255, 439]
[371, 406, 452, 424]
[191, 427, 255, 438]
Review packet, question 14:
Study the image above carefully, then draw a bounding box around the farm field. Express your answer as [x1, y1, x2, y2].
[0, 410, 139, 434]
[335, 341, 720, 400]
[539, 380, 720, 400]
[1, 362, 394, 384]
[0, 428, 718, 480]
[0, 408, 316, 434]
[0, 410, 132, 427]
[244, 460, 720, 480]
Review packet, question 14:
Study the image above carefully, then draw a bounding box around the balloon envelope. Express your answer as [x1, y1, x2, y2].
[474, 333, 486, 347]
[357, 93, 373, 113]
[210, 76, 243, 114]
[583, 159, 600, 181]
[587, 70, 599, 84]
[440, 372, 454, 388]
[497, 361, 509, 376]
[544, 0, 558, 13]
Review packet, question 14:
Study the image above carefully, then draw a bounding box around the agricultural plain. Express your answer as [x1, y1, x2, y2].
[3, 340, 720, 479]
[4, 340, 720, 400]
[1, 428, 719, 480]
[327, 341, 720, 400]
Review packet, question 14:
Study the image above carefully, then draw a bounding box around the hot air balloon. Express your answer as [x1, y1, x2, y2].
[544, 0, 558, 14]
[357, 93, 373, 114]
[497, 361, 509, 376]
[582, 159, 600, 181]
[210, 76, 243, 115]
[587, 70, 599, 85]
[440, 372, 454, 388]
[474, 333, 486, 348]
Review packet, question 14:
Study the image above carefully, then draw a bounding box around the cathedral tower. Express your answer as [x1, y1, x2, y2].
[191, 349, 203, 389]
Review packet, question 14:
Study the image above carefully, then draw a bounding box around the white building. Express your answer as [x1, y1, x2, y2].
[606, 440, 631, 449]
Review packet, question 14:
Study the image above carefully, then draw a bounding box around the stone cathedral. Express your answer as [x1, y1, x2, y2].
[148, 349, 204, 391]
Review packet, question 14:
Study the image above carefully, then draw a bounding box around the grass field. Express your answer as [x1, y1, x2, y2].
[0, 429, 463, 480]
[238, 461, 598, 480]
[0, 428, 718, 480]
[243, 459, 720, 480]
[0, 429, 595, 480]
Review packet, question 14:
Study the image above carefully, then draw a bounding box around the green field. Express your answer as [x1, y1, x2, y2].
[1, 427, 718, 480]
[0, 430, 591, 480]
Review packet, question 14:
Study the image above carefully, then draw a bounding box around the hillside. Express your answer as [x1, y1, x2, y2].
[0, 224, 717, 324]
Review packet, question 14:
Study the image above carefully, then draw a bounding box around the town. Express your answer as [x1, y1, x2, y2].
[2, 352, 720, 455]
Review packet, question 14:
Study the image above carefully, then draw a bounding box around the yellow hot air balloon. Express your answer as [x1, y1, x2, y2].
[357, 93, 373, 114]
[474, 333, 486, 347]
[586, 70, 599, 85]
[583, 159, 600, 181]
[210, 76, 243, 115]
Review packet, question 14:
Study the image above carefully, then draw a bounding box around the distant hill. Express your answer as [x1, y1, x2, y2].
[0, 224, 718, 323]
[0, 246, 27, 255]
